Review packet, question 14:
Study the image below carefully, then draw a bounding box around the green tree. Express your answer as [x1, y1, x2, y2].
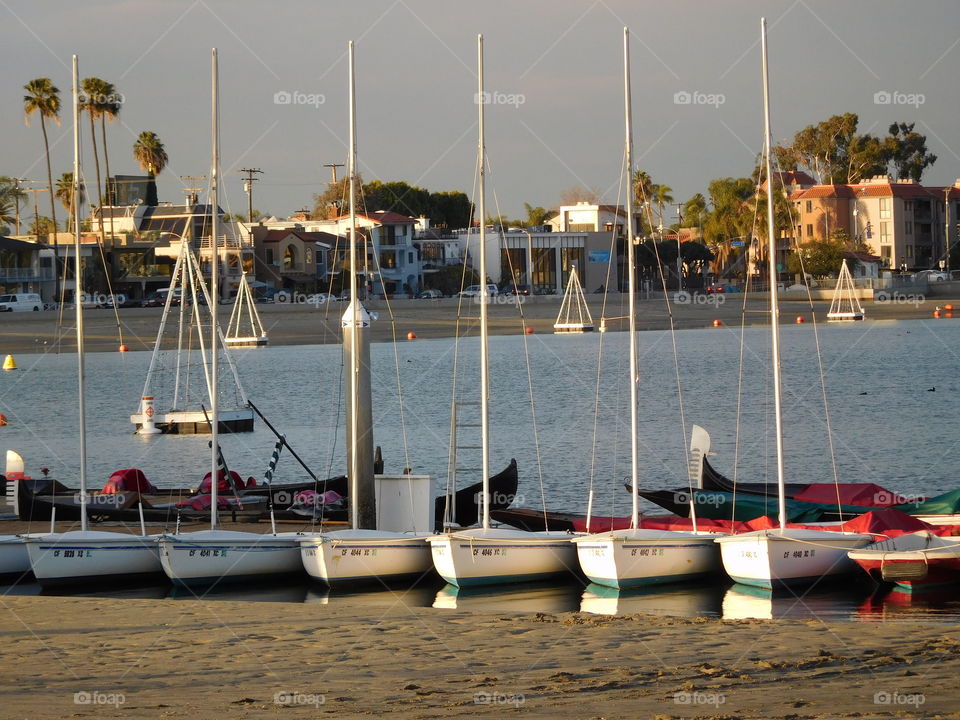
[81, 77, 111, 239]
[884, 122, 937, 182]
[28, 216, 57, 238]
[98, 80, 122, 238]
[786, 236, 849, 277]
[132, 130, 168, 205]
[428, 190, 471, 228]
[0, 177, 25, 230]
[681, 193, 707, 229]
[522, 202, 551, 227]
[55, 172, 86, 232]
[23, 77, 62, 296]
[427, 264, 479, 296]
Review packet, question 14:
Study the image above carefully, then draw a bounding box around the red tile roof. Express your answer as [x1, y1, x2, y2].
[790, 185, 858, 200]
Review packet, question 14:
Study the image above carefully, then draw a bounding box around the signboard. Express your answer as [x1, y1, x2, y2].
[588, 250, 611, 263]
[730, 241, 745, 247]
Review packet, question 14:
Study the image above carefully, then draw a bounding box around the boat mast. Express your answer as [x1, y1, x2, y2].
[210, 47, 220, 530]
[623, 28, 640, 530]
[477, 34, 491, 530]
[760, 19, 787, 529]
[72, 55, 88, 534]
[344, 41, 376, 529]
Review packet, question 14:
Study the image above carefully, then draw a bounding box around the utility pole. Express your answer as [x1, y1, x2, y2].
[323, 163, 344, 184]
[238, 168, 263, 223]
[945, 187, 952, 274]
[12, 178, 26, 235]
[675, 202, 683, 292]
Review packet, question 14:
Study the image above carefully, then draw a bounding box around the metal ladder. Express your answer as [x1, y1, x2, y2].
[444, 399, 483, 528]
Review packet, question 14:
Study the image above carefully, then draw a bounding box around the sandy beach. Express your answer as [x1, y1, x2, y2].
[0, 291, 958, 355]
[0, 589, 956, 719]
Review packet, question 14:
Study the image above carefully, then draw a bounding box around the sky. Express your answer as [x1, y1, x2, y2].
[2, 0, 958, 224]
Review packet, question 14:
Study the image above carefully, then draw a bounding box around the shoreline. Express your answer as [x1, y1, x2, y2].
[0, 593, 956, 719]
[0, 293, 956, 355]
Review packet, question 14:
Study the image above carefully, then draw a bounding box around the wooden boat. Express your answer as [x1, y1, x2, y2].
[848, 530, 960, 592]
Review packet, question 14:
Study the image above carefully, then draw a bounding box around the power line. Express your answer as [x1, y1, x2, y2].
[239, 168, 263, 223]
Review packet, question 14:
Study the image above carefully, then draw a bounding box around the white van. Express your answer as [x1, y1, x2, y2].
[0, 293, 43, 312]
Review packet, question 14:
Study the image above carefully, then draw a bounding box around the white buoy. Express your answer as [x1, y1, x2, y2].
[137, 396, 162, 435]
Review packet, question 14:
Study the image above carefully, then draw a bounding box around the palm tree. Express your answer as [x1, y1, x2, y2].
[652, 183, 674, 229]
[98, 81, 120, 239]
[0, 177, 25, 230]
[55, 172, 86, 232]
[23, 77, 61, 298]
[81, 77, 111, 240]
[133, 131, 168, 206]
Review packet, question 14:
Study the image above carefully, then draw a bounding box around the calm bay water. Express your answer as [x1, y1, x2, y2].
[2, 317, 958, 510]
[2, 317, 960, 620]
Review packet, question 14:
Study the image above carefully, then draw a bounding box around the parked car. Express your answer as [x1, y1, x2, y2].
[416, 288, 443, 299]
[310, 292, 336, 305]
[915, 269, 949, 282]
[457, 284, 499, 298]
[502, 284, 532, 296]
[0, 293, 43, 312]
[141, 289, 181, 307]
[705, 283, 726, 294]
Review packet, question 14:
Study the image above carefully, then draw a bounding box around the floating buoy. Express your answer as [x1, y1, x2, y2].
[712, 319, 722, 327]
[0, 413, 7, 426]
[945, 304, 954, 311]
[947, 311, 954, 319]
[525, 327, 534, 334]
[2, 355, 16, 371]
[796, 316, 805, 324]
[407, 331, 416, 340]
[119, 344, 128, 353]
[934, 310, 942, 318]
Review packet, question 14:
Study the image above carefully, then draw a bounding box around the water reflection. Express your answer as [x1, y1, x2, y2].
[433, 580, 584, 613]
[580, 581, 724, 617]
[306, 580, 441, 608]
[721, 582, 874, 620]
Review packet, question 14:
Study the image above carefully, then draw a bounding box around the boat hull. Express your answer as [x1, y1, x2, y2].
[0, 535, 32, 577]
[716, 529, 872, 590]
[299, 530, 434, 585]
[573, 529, 721, 589]
[25, 531, 163, 586]
[427, 528, 577, 587]
[158, 530, 303, 586]
[848, 532, 960, 591]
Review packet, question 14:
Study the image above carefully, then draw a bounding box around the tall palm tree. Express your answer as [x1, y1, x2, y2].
[55, 172, 86, 232]
[652, 183, 674, 229]
[99, 81, 120, 240]
[23, 77, 61, 298]
[0, 177, 25, 230]
[133, 131, 168, 206]
[81, 77, 110, 240]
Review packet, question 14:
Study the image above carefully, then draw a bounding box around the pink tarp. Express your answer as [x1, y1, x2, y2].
[198, 470, 252, 493]
[792, 482, 897, 506]
[101, 469, 158, 494]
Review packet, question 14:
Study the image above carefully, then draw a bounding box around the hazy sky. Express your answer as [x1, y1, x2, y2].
[3, 0, 958, 223]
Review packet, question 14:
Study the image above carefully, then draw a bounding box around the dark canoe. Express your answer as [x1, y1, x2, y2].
[489, 508, 581, 532]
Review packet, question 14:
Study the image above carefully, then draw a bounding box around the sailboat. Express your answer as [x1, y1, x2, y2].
[826, 259, 864, 321]
[553, 265, 594, 333]
[25, 56, 163, 586]
[298, 41, 434, 586]
[157, 49, 303, 586]
[713, 19, 872, 590]
[570, 28, 720, 590]
[225, 271, 268, 346]
[130, 218, 254, 434]
[425, 35, 577, 588]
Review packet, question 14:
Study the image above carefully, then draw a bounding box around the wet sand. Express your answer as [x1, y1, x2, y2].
[0, 592, 956, 719]
[1, 292, 957, 355]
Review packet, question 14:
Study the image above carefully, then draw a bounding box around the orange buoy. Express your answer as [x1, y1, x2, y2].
[712, 319, 722, 327]
[0, 413, 7, 426]
[525, 327, 534, 334]
[934, 310, 942, 318]
[118, 344, 128, 353]
[947, 311, 954, 319]
[796, 315, 805, 324]
[945, 304, 954, 311]
[407, 332, 416, 340]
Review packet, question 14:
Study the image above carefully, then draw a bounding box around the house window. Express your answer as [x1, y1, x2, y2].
[880, 197, 891, 219]
[265, 248, 274, 265]
[806, 224, 813, 237]
[408, 252, 414, 264]
[905, 200, 914, 212]
[880, 222, 890, 244]
[805, 200, 812, 213]
[905, 221, 913, 235]
[380, 251, 396, 269]
[305, 248, 313, 265]
[283, 244, 297, 270]
[905, 245, 913, 258]
[881, 245, 892, 264]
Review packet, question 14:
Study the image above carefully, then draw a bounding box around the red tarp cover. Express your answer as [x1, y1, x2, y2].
[199, 470, 245, 494]
[101, 469, 158, 494]
[792, 482, 896, 506]
[176, 494, 234, 511]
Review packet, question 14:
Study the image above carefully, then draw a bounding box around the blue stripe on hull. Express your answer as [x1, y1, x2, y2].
[586, 570, 710, 590]
[441, 570, 569, 588]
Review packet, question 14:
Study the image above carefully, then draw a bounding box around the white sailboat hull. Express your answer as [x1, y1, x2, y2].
[715, 529, 872, 589]
[0, 535, 32, 576]
[25, 531, 162, 586]
[427, 527, 577, 587]
[299, 529, 434, 585]
[158, 529, 303, 586]
[572, 529, 721, 589]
